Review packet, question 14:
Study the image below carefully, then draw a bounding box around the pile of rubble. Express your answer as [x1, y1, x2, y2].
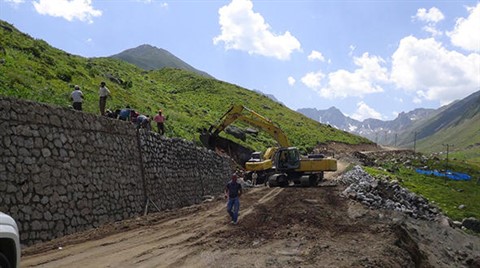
[338, 165, 440, 221]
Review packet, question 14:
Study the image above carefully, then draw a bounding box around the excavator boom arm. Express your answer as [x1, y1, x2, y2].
[210, 104, 290, 147]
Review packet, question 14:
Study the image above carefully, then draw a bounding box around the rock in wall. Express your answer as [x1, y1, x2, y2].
[0, 97, 232, 245]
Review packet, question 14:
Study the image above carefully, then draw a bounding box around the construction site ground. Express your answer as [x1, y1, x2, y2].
[21, 144, 480, 268]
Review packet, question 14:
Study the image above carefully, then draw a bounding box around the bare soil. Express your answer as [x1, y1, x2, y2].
[21, 144, 480, 268]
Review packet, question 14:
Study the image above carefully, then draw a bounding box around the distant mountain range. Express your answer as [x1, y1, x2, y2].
[110, 44, 213, 78]
[297, 106, 435, 143]
[297, 90, 480, 154]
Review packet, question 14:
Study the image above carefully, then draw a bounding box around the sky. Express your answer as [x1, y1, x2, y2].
[1, 0, 479, 121]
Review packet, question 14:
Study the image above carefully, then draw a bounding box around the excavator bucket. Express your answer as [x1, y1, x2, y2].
[199, 128, 216, 149]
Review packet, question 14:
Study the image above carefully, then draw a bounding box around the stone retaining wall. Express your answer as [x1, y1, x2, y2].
[0, 97, 232, 245]
[140, 133, 231, 210]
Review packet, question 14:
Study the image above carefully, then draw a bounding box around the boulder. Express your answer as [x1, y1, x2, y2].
[462, 217, 480, 233]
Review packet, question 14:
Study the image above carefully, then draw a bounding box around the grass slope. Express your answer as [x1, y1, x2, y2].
[0, 20, 370, 153]
[417, 114, 480, 168]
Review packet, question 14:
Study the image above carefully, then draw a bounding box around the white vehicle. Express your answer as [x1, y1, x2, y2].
[0, 212, 20, 268]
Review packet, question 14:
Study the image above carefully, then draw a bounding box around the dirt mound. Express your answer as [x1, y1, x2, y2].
[194, 187, 423, 267]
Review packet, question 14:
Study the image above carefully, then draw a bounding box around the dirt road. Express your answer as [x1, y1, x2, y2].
[22, 184, 397, 267]
[21, 159, 480, 268]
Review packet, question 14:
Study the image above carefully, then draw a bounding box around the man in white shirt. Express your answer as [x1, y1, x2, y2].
[98, 81, 111, 115]
[70, 85, 84, 111]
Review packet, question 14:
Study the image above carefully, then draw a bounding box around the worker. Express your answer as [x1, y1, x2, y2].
[118, 106, 132, 121]
[224, 173, 242, 225]
[136, 114, 151, 130]
[98, 81, 111, 116]
[70, 85, 84, 111]
[153, 109, 165, 135]
[251, 172, 258, 186]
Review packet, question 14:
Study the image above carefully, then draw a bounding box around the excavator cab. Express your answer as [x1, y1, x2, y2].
[248, 152, 262, 162]
[275, 147, 300, 170]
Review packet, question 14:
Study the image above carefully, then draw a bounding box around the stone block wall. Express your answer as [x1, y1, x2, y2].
[140, 133, 231, 211]
[0, 97, 232, 245]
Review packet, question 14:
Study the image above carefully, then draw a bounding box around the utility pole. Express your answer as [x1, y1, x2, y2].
[442, 144, 454, 184]
[394, 133, 397, 147]
[442, 144, 454, 171]
[413, 131, 418, 153]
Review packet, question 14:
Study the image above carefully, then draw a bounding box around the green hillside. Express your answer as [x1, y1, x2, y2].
[0, 20, 370, 153]
[396, 91, 480, 168]
[417, 114, 480, 168]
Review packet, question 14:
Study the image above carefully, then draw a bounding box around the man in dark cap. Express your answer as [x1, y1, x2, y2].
[224, 173, 243, 225]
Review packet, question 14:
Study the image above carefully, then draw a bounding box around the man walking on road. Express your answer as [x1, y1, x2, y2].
[225, 174, 242, 225]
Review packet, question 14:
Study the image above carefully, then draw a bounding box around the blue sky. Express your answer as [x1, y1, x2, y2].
[1, 0, 479, 121]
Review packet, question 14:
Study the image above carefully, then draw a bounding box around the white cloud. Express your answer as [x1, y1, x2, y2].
[160, 2, 168, 8]
[213, 0, 301, 60]
[86, 38, 92, 43]
[301, 71, 324, 89]
[448, 3, 480, 52]
[413, 7, 444, 36]
[391, 36, 480, 105]
[303, 52, 388, 99]
[4, 0, 25, 4]
[308, 50, 325, 62]
[423, 25, 443, 37]
[33, 0, 102, 23]
[349, 45, 356, 56]
[413, 7, 444, 23]
[413, 96, 422, 104]
[351, 101, 383, 121]
[287, 76, 296, 86]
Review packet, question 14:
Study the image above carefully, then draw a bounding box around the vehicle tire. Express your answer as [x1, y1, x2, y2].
[309, 175, 318, 187]
[244, 172, 252, 182]
[277, 174, 288, 187]
[268, 180, 278, 187]
[300, 175, 310, 187]
[0, 252, 12, 268]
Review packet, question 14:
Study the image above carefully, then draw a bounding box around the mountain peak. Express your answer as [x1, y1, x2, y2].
[110, 44, 213, 78]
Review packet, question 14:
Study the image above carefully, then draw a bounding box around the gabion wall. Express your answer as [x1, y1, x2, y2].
[0, 97, 232, 245]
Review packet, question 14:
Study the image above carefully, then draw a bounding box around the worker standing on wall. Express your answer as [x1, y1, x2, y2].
[98, 81, 111, 116]
[224, 174, 242, 225]
[70, 85, 84, 111]
[153, 109, 165, 135]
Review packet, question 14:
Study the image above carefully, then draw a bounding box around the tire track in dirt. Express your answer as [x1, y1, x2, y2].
[22, 186, 286, 268]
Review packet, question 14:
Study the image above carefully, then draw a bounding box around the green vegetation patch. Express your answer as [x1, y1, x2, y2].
[364, 166, 480, 221]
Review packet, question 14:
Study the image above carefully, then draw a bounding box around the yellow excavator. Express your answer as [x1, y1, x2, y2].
[200, 104, 337, 187]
